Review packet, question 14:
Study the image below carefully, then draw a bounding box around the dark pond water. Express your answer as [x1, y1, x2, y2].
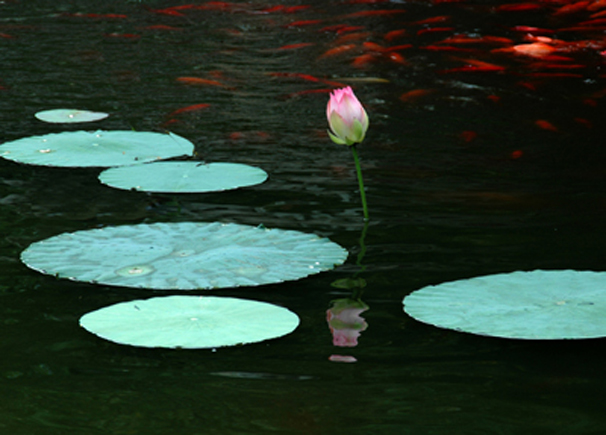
[2, 0, 606, 433]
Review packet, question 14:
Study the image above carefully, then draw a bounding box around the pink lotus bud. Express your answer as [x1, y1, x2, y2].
[326, 86, 369, 146]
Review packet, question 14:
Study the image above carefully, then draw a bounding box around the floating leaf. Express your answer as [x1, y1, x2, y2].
[99, 161, 268, 193]
[403, 270, 606, 340]
[21, 222, 348, 290]
[35, 109, 109, 124]
[0, 130, 194, 167]
[80, 295, 300, 349]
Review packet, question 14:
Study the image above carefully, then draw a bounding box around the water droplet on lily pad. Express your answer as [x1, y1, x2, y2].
[80, 295, 300, 349]
[21, 222, 348, 290]
[0, 130, 194, 167]
[403, 270, 606, 340]
[99, 161, 268, 193]
[35, 109, 109, 124]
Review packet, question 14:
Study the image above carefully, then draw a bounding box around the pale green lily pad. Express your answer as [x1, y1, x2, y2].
[80, 295, 300, 349]
[99, 161, 268, 193]
[35, 109, 109, 124]
[0, 130, 194, 167]
[403, 270, 606, 340]
[21, 222, 348, 290]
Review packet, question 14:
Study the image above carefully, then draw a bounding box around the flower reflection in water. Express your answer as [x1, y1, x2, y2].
[327, 297, 369, 361]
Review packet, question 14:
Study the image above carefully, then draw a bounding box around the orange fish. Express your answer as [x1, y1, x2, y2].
[176, 77, 226, 87]
[459, 130, 478, 142]
[412, 15, 450, 25]
[384, 29, 407, 41]
[553, 1, 591, 15]
[285, 19, 322, 27]
[399, 89, 435, 102]
[352, 53, 379, 67]
[169, 103, 211, 116]
[318, 44, 357, 59]
[497, 42, 557, 58]
[574, 117, 592, 128]
[511, 150, 524, 159]
[417, 27, 455, 35]
[496, 3, 544, 11]
[343, 9, 407, 18]
[535, 119, 558, 131]
[276, 42, 315, 50]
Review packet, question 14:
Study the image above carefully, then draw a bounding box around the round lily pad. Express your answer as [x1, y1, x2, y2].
[21, 222, 348, 290]
[80, 295, 300, 349]
[35, 109, 109, 123]
[99, 161, 268, 193]
[403, 270, 606, 340]
[0, 130, 194, 167]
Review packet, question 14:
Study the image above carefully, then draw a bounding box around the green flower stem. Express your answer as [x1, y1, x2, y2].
[350, 145, 369, 221]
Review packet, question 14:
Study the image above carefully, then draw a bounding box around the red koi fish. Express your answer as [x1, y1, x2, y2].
[417, 27, 455, 35]
[553, 1, 591, 15]
[440, 58, 505, 73]
[509, 25, 555, 34]
[421, 45, 479, 52]
[148, 8, 186, 16]
[496, 3, 544, 12]
[336, 26, 366, 34]
[494, 42, 556, 58]
[352, 53, 378, 67]
[437, 35, 514, 45]
[104, 33, 140, 39]
[285, 88, 335, 98]
[459, 130, 477, 142]
[276, 42, 314, 50]
[511, 150, 524, 159]
[176, 77, 226, 87]
[574, 117, 592, 128]
[384, 29, 407, 41]
[318, 44, 357, 59]
[169, 103, 211, 116]
[399, 89, 436, 102]
[412, 15, 450, 25]
[284, 19, 322, 27]
[260, 5, 311, 13]
[343, 9, 407, 18]
[333, 32, 372, 44]
[535, 119, 558, 131]
[267, 72, 348, 87]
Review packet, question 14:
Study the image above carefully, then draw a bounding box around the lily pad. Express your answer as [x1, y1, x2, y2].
[99, 161, 268, 193]
[21, 222, 348, 290]
[80, 295, 300, 349]
[403, 270, 606, 340]
[35, 109, 109, 124]
[0, 130, 194, 167]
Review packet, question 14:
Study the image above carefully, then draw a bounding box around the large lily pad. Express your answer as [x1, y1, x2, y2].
[80, 295, 300, 349]
[403, 270, 606, 340]
[99, 161, 268, 193]
[21, 222, 348, 290]
[0, 130, 194, 167]
[35, 109, 109, 124]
